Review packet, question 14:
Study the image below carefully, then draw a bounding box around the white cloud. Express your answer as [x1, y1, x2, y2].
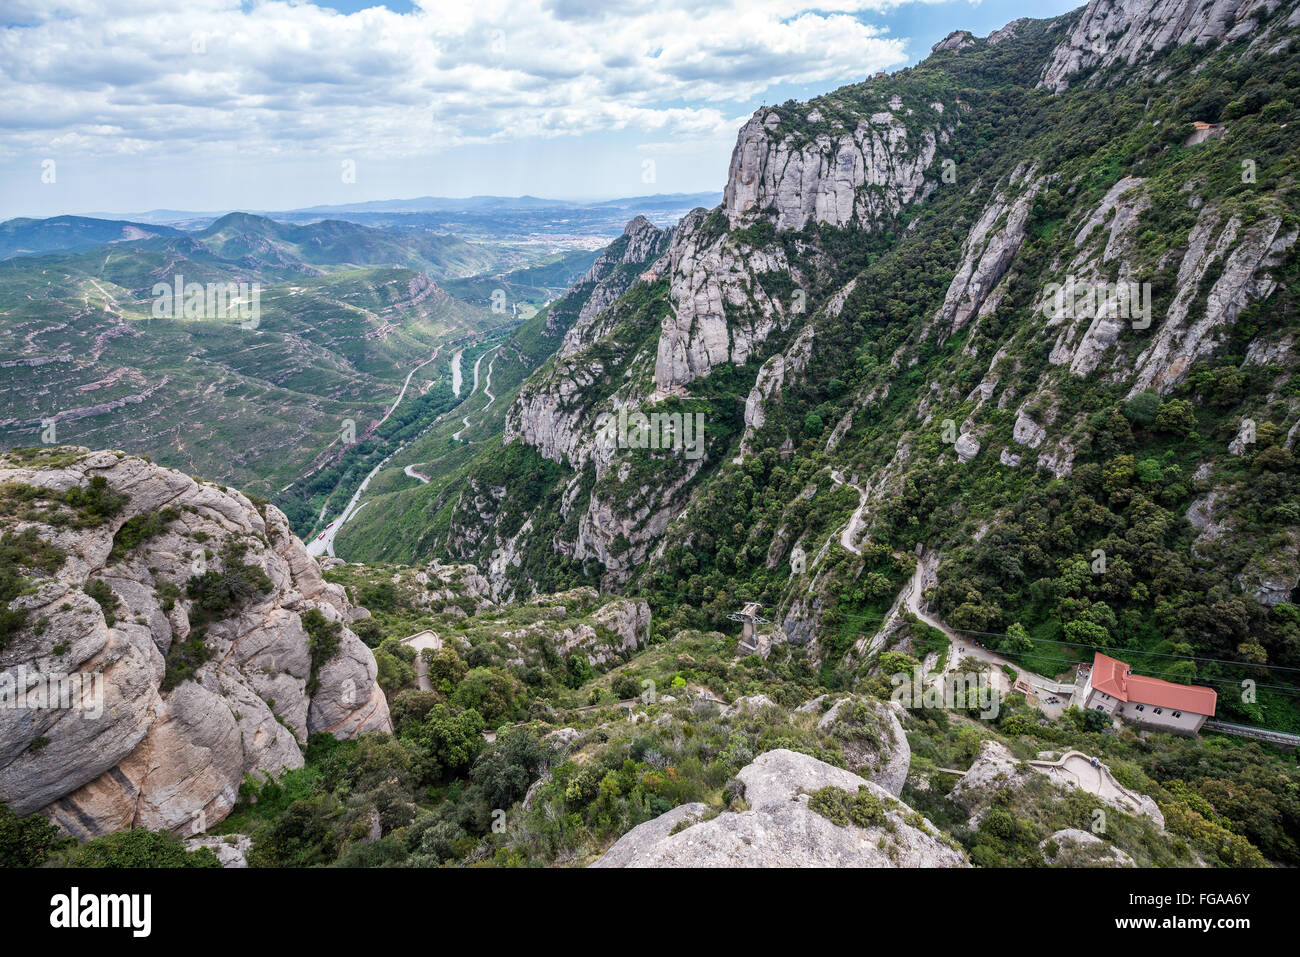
[0, 0, 914, 161]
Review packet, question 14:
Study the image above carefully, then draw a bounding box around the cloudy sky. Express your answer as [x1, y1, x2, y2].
[0, 0, 1078, 219]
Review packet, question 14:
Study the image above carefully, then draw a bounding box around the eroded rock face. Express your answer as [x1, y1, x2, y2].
[949, 740, 1031, 826]
[1039, 0, 1284, 93]
[591, 749, 968, 868]
[723, 104, 948, 232]
[808, 695, 911, 796]
[507, 217, 672, 466]
[0, 449, 390, 838]
[931, 163, 1047, 337]
[653, 209, 800, 392]
[558, 216, 671, 360]
[1129, 211, 1295, 396]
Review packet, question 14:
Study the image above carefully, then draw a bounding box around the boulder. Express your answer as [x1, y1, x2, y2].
[1040, 828, 1135, 868]
[591, 749, 967, 868]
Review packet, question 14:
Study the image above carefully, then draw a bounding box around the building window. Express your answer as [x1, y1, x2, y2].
[1173, 711, 1182, 718]
[1135, 704, 1144, 711]
[1153, 708, 1163, 715]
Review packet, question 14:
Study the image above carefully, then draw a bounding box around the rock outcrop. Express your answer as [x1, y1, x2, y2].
[653, 208, 801, 391]
[931, 163, 1046, 337]
[1129, 211, 1295, 395]
[591, 749, 968, 867]
[723, 103, 949, 232]
[558, 216, 671, 359]
[0, 448, 390, 838]
[1040, 828, 1136, 867]
[1039, 0, 1286, 92]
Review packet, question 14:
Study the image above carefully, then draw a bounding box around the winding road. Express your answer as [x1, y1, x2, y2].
[307, 330, 506, 557]
[452, 346, 497, 442]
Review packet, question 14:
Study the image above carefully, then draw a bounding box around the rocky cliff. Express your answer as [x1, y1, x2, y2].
[1040, 0, 1296, 92]
[0, 448, 390, 838]
[722, 99, 951, 232]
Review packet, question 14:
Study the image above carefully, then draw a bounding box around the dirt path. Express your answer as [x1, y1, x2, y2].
[902, 554, 1068, 708]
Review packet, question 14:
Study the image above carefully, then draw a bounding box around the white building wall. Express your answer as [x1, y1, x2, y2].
[1118, 701, 1207, 734]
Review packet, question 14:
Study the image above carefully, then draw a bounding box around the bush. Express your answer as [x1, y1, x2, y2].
[302, 609, 343, 696]
[0, 802, 63, 867]
[83, 578, 120, 626]
[807, 785, 887, 829]
[1154, 398, 1196, 436]
[52, 828, 220, 868]
[108, 508, 178, 564]
[1123, 392, 1161, 427]
[185, 541, 273, 625]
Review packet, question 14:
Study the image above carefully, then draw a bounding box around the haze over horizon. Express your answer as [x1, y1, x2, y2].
[0, 0, 1079, 220]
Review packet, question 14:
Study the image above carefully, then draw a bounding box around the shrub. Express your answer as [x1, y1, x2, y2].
[301, 608, 343, 696]
[808, 785, 887, 829]
[52, 828, 220, 868]
[0, 802, 64, 867]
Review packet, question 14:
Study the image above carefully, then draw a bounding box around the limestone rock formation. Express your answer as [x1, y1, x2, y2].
[0, 449, 390, 838]
[931, 163, 1047, 337]
[558, 216, 671, 359]
[1039, 0, 1286, 93]
[806, 695, 911, 796]
[653, 208, 801, 391]
[591, 749, 968, 867]
[723, 103, 949, 232]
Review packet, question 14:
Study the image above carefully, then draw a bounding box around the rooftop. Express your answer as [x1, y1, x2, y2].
[1089, 652, 1217, 716]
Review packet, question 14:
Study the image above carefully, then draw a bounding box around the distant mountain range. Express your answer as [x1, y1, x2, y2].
[83, 192, 721, 224]
[0, 215, 185, 260]
[0, 193, 723, 261]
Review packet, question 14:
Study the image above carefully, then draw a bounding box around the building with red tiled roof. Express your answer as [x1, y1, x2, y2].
[1077, 652, 1216, 734]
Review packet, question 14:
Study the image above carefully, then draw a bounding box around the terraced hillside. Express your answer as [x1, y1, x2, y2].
[0, 213, 562, 527]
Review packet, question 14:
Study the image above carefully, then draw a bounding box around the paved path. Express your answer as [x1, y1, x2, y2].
[900, 555, 1071, 713]
[401, 631, 443, 691]
[377, 346, 441, 428]
[829, 470, 869, 555]
[403, 464, 430, 484]
[1028, 750, 1156, 818]
[305, 348, 445, 556]
[481, 350, 498, 411]
[308, 329, 507, 556]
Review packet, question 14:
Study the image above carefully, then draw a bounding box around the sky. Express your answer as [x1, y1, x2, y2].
[0, 0, 1082, 219]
